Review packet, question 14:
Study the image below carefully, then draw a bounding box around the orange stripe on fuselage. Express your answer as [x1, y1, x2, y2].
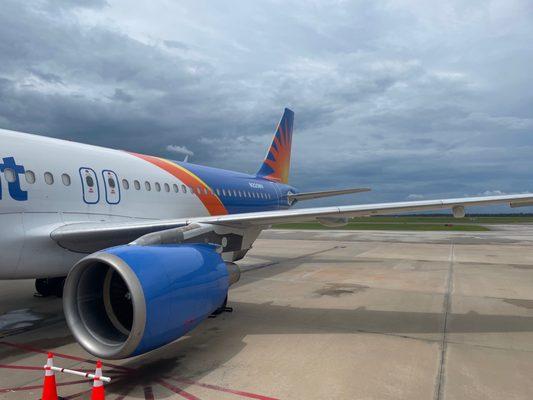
[129, 152, 228, 216]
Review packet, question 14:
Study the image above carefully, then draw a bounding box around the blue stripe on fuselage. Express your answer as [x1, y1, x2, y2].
[175, 161, 295, 214]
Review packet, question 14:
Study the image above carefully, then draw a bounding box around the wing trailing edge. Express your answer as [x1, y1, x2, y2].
[288, 187, 371, 204]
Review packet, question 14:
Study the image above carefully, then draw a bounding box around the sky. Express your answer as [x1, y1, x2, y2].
[0, 0, 532, 209]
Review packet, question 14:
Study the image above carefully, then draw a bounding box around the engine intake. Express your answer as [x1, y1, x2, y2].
[63, 243, 237, 359]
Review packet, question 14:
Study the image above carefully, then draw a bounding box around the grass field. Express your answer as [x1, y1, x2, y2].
[273, 215, 533, 231]
[349, 216, 533, 224]
[273, 222, 490, 231]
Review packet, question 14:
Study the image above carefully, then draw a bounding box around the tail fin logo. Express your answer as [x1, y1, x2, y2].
[257, 108, 294, 184]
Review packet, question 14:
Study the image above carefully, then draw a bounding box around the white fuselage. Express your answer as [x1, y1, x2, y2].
[0, 129, 279, 279]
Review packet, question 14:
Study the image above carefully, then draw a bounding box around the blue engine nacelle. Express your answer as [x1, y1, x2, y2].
[63, 243, 239, 359]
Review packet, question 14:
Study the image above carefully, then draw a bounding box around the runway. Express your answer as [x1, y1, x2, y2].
[1, 227, 533, 399]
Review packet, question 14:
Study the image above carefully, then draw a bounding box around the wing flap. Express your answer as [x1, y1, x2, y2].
[288, 187, 371, 202]
[51, 219, 188, 253]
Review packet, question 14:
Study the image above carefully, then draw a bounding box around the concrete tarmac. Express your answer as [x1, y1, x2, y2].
[1, 226, 533, 399]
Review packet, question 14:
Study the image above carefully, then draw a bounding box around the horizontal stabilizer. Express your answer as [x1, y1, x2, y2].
[288, 187, 371, 203]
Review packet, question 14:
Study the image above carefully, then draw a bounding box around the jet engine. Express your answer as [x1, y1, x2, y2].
[63, 243, 240, 359]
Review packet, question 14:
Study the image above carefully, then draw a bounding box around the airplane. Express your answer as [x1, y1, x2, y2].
[1, 107, 532, 359]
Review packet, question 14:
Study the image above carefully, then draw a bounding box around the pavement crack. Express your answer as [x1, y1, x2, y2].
[435, 242, 454, 400]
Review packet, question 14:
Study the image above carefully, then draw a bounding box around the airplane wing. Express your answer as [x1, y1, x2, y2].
[51, 193, 533, 252]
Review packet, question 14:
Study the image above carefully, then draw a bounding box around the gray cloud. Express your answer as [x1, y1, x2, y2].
[110, 88, 134, 103]
[45, 0, 109, 11]
[166, 144, 194, 157]
[0, 0, 532, 211]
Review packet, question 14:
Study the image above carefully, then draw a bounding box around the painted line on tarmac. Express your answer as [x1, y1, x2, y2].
[168, 377, 280, 400]
[156, 379, 201, 400]
[0, 340, 279, 400]
[0, 379, 88, 394]
[0, 340, 133, 372]
[0, 363, 43, 371]
[144, 385, 155, 400]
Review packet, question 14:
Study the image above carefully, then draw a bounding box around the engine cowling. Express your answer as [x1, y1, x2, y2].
[63, 243, 238, 359]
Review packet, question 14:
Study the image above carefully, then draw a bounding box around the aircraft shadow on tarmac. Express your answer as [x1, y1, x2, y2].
[2, 251, 533, 398]
[4, 300, 533, 399]
[2, 295, 533, 399]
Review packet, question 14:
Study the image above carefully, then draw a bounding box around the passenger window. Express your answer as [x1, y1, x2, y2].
[222, 189, 227, 196]
[196, 187, 202, 195]
[85, 175, 94, 187]
[216, 189, 221, 196]
[155, 182, 161, 192]
[182, 185, 187, 194]
[4, 168, 16, 183]
[204, 187, 209, 195]
[134, 180, 141, 190]
[189, 186, 194, 194]
[122, 179, 130, 190]
[44, 172, 54, 185]
[173, 184, 178, 193]
[61, 173, 71, 186]
[145, 181, 151, 191]
[165, 183, 170, 192]
[25, 170, 36, 184]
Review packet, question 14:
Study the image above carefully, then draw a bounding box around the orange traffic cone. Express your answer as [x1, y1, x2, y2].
[41, 352, 58, 400]
[91, 360, 105, 400]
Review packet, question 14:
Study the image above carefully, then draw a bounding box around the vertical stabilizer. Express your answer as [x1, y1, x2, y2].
[256, 108, 294, 184]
